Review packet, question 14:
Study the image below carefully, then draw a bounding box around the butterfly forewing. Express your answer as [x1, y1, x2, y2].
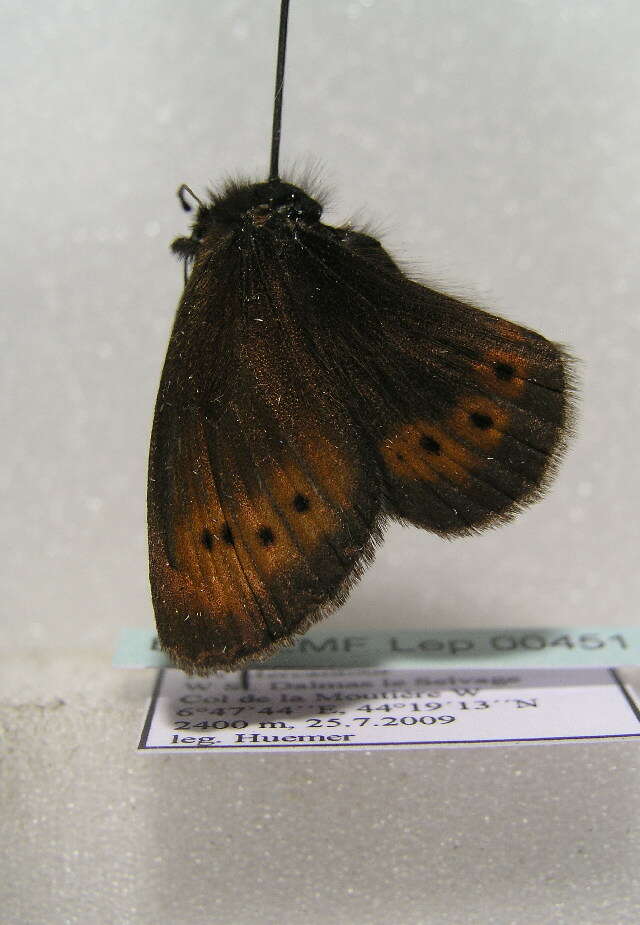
[148, 219, 382, 673]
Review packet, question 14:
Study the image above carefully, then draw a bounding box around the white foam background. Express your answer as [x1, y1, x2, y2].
[2, 1, 640, 922]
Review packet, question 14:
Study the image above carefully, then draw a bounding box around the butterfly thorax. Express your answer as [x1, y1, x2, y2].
[228, 180, 322, 227]
[172, 179, 323, 263]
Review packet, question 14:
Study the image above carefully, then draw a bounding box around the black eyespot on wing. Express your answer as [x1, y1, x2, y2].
[470, 412, 493, 430]
[420, 435, 441, 454]
[201, 528, 214, 550]
[258, 526, 275, 546]
[293, 493, 310, 512]
[494, 361, 515, 381]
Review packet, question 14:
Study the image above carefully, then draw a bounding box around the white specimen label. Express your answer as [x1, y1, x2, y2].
[139, 666, 640, 752]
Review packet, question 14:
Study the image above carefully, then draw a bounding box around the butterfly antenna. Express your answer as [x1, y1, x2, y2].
[268, 0, 290, 182]
[177, 184, 204, 212]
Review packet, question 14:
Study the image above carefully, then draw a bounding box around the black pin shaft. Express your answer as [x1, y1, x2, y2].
[268, 0, 290, 182]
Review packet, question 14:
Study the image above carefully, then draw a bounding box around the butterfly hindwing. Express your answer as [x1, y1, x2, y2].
[280, 219, 574, 537]
[374, 311, 572, 535]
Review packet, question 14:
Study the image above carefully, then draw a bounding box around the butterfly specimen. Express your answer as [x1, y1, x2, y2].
[148, 0, 574, 674]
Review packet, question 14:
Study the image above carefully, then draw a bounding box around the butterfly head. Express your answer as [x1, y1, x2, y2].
[171, 179, 323, 265]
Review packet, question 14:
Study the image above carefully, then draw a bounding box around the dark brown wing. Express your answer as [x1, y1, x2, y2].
[270, 222, 575, 537]
[148, 234, 381, 674]
[150, 195, 574, 674]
